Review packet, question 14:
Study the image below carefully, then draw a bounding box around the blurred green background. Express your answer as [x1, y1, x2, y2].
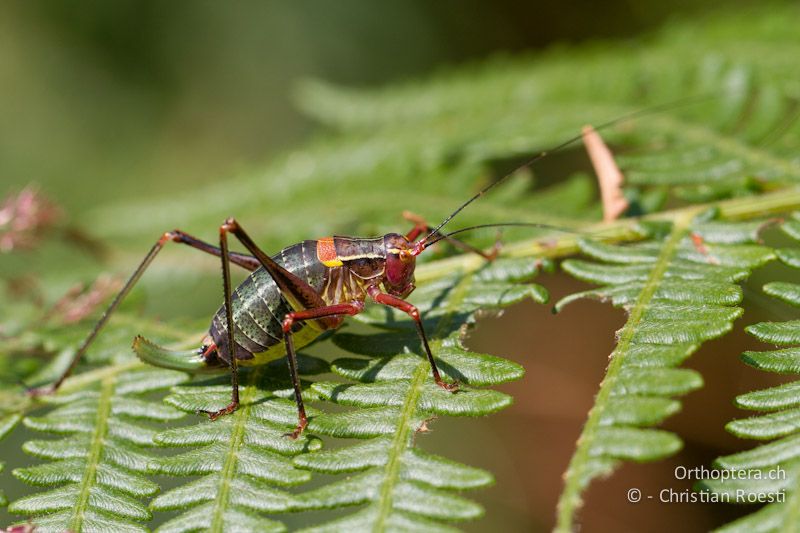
[0, 1, 786, 531]
[1, 0, 732, 211]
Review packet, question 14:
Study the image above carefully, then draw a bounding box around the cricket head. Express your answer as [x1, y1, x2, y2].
[383, 232, 422, 298]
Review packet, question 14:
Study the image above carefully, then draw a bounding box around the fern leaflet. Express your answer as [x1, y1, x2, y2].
[701, 214, 800, 531]
[8, 367, 187, 532]
[149, 365, 323, 532]
[555, 214, 774, 531]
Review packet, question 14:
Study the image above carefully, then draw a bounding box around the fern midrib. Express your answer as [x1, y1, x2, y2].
[374, 272, 472, 530]
[374, 362, 428, 531]
[416, 187, 800, 284]
[70, 374, 115, 531]
[554, 209, 697, 532]
[209, 369, 261, 533]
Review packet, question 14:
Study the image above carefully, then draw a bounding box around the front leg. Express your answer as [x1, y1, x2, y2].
[367, 285, 458, 392]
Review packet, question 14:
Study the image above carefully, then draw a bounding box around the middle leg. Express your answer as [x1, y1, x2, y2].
[281, 302, 365, 438]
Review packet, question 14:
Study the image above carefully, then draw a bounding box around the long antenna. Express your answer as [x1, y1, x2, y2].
[424, 221, 593, 249]
[422, 95, 710, 242]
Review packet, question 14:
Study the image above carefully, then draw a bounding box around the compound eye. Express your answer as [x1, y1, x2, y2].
[399, 250, 414, 263]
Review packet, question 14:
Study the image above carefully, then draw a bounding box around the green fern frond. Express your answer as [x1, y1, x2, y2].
[8, 367, 188, 532]
[555, 214, 775, 531]
[284, 258, 536, 530]
[6, 6, 800, 531]
[700, 214, 800, 531]
[296, 11, 800, 227]
[148, 366, 324, 532]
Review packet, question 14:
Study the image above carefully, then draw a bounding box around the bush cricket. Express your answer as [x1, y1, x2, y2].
[28, 101, 695, 438]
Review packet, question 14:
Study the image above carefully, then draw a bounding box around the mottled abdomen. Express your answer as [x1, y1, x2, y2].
[209, 240, 327, 365]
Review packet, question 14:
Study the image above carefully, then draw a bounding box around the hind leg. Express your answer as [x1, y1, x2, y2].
[29, 230, 259, 397]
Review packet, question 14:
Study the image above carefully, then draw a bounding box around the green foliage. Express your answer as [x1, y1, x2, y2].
[290, 258, 532, 530]
[3, 4, 800, 531]
[130, 257, 536, 532]
[699, 214, 800, 531]
[0, 414, 21, 507]
[8, 367, 187, 532]
[149, 371, 323, 532]
[554, 215, 774, 530]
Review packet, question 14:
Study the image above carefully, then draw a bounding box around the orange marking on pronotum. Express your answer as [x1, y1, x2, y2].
[582, 125, 629, 222]
[316, 237, 343, 267]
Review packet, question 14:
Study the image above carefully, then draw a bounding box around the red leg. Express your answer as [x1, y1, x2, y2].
[281, 302, 365, 438]
[197, 222, 242, 420]
[28, 229, 257, 397]
[167, 230, 261, 271]
[367, 285, 458, 392]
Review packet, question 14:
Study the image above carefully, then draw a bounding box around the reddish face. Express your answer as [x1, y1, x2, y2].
[383, 233, 416, 298]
